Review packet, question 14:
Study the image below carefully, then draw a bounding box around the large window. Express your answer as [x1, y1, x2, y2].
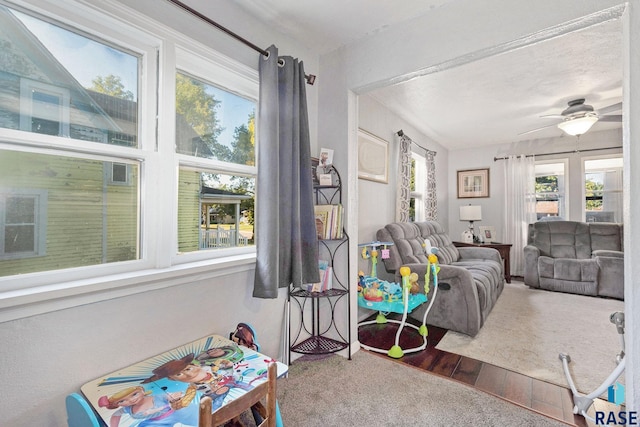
[175, 63, 257, 255]
[584, 157, 623, 223]
[0, 0, 258, 313]
[534, 161, 568, 220]
[0, 2, 142, 279]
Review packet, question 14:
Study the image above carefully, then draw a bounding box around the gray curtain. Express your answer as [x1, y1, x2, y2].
[253, 45, 319, 298]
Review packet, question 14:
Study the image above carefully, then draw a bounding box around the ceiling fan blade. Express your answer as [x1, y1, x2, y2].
[539, 114, 565, 119]
[598, 115, 622, 122]
[597, 102, 622, 115]
[518, 123, 559, 136]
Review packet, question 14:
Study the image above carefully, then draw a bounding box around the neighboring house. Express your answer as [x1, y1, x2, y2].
[0, 6, 138, 275]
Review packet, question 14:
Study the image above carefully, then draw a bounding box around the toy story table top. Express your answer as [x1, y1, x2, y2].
[81, 334, 287, 427]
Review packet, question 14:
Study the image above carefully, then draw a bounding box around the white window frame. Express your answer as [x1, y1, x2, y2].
[0, 0, 257, 321]
[172, 45, 258, 265]
[19, 79, 71, 137]
[534, 159, 569, 220]
[582, 154, 623, 223]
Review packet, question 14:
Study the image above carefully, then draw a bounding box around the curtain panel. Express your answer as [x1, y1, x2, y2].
[253, 45, 319, 298]
[396, 133, 412, 222]
[503, 155, 536, 276]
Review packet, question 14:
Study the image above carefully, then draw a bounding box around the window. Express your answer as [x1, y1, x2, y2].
[0, 189, 47, 259]
[409, 152, 426, 222]
[108, 163, 130, 185]
[19, 79, 71, 137]
[175, 61, 257, 254]
[0, 151, 139, 276]
[2, 4, 139, 147]
[0, 0, 258, 316]
[584, 157, 623, 222]
[534, 161, 568, 220]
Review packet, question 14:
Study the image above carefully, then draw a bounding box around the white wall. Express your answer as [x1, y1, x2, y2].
[0, 1, 319, 425]
[357, 94, 449, 278]
[447, 128, 623, 242]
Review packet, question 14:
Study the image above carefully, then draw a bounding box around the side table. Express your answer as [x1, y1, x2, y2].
[453, 241, 512, 283]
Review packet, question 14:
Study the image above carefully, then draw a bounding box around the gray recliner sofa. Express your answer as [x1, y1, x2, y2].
[377, 221, 505, 337]
[524, 221, 624, 300]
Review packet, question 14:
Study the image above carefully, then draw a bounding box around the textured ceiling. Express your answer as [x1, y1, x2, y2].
[188, 0, 623, 150]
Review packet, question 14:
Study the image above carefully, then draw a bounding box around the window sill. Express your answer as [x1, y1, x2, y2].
[0, 253, 256, 323]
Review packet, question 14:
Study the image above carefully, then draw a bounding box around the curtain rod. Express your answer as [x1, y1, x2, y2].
[493, 146, 622, 161]
[396, 130, 436, 155]
[166, 0, 316, 85]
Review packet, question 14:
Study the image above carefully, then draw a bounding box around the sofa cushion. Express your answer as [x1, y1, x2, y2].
[452, 259, 503, 315]
[377, 221, 460, 270]
[589, 222, 623, 252]
[413, 221, 460, 264]
[531, 221, 592, 259]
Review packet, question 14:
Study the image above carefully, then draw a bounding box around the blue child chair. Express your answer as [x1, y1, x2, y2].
[66, 393, 104, 427]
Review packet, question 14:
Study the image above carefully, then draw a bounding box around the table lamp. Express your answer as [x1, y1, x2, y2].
[460, 205, 482, 239]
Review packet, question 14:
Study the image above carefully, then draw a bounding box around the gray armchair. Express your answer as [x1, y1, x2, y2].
[377, 221, 504, 337]
[524, 221, 624, 300]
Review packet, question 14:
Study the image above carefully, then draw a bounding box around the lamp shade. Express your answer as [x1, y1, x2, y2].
[460, 205, 482, 221]
[557, 115, 598, 136]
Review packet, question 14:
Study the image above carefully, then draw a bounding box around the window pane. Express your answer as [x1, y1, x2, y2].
[175, 72, 255, 164]
[5, 225, 34, 253]
[178, 168, 254, 253]
[6, 196, 35, 223]
[535, 162, 566, 220]
[584, 157, 623, 223]
[1, 4, 139, 147]
[0, 150, 139, 275]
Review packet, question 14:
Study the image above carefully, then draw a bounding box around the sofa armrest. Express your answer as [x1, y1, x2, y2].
[595, 255, 624, 300]
[399, 262, 483, 336]
[523, 245, 541, 288]
[457, 246, 501, 264]
[592, 250, 624, 259]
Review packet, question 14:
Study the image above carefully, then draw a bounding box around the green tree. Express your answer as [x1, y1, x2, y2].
[175, 73, 224, 155]
[229, 113, 255, 166]
[535, 175, 558, 195]
[90, 75, 134, 100]
[585, 178, 604, 210]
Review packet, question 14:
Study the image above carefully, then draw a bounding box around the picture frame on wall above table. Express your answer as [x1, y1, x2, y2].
[457, 168, 490, 198]
[358, 129, 388, 184]
[478, 225, 497, 243]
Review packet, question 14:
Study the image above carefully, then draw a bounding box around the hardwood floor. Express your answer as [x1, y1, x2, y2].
[358, 313, 618, 426]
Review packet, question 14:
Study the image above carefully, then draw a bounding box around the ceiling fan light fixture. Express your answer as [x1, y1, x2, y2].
[557, 115, 598, 136]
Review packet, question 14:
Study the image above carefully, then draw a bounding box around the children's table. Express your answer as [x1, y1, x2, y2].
[81, 334, 287, 427]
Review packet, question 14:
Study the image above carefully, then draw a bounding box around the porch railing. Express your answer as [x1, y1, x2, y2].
[200, 227, 249, 249]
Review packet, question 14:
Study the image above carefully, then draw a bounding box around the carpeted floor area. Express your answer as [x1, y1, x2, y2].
[436, 282, 625, 393]
[277, 351, 568, 426]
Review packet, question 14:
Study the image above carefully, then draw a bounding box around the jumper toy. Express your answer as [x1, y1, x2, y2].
[358, 239, 440, 358]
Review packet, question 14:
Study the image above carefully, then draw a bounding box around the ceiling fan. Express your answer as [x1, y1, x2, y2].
[520, 98, 622, 137]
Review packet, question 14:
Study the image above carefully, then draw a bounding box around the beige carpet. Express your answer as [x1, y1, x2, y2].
[278, 351, 566, 426]
[436, 282, 625, 393]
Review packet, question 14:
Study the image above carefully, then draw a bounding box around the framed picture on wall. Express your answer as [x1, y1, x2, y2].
[457, 168, 490, 198]
[358, 129, 388, 183]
